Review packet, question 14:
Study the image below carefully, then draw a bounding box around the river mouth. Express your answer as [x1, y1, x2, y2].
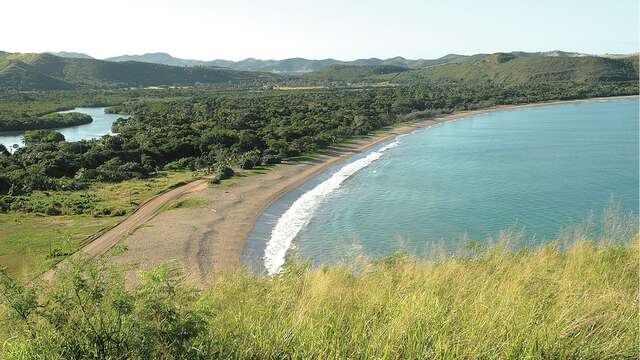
[0, 107, 129, 152]
[244, 98, 640, 274]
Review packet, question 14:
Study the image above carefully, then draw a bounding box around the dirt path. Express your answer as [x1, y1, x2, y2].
[42, 178, 209, 282]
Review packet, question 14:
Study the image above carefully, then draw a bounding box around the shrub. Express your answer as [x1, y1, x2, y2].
[0, 261, 207, 359]
[164, 157, 197, 171]
[23, 129, 65, 146]
[0, 197, 8, 213]
[262, 154, 281, 164]
[216, 165, 234, 180]
[240, 158, 255, 170]
[111, 208, 127, 217]
[93, 207, 113, 217]
[209, 165, 235, 185]
[96, 158, 147, 182]
[240, 151, 262, 170]
[44, 204, 61, 216]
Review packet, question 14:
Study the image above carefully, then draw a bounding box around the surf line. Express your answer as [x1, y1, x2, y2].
[263, 138, 402, 274]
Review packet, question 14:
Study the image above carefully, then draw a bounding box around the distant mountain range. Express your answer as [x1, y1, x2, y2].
[45, 50, 606, 73]
[0, 50, 637, 90]
[0, 52, 276, 90]
[389, 53, 639, 84]
[47, 51, 95, 60]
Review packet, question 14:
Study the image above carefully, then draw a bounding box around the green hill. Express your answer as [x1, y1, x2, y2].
[390, 55, 639, 84]
[46, 51, 95, 59]
[0, 60, 75, 90]
[0, 52, 277, 90]
[304, 64, 410, 81]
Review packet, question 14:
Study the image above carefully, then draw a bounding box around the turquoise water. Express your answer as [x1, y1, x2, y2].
[246, 99, 639, 273]
[0, 107, 128, 151]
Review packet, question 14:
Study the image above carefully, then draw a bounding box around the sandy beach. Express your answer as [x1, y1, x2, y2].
[107, 95, 638, 285]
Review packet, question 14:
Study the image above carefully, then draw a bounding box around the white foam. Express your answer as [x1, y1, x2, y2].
[263, 139, 401, 274]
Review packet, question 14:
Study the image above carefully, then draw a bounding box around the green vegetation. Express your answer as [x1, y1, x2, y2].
[0, 52, 277, 90]
[0, 112, 93, 132]
[304, 64, 410, 82]
[0, 170, 197, 279]
[2, 51, 638, 90]
[99, 50, 591, 73]
[0, 51, 637, 287]
[0, 90, 130, 133]
[1, 214, 636, 359]
[2, 81, 636, 197]
[160, 196, 207, 212]
[389, 56, 639, 84]
[0, 213, 119, 279]
[0, 50, 637, 358]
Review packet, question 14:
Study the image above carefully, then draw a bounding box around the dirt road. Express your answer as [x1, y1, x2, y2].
[42, 178, 209, 282]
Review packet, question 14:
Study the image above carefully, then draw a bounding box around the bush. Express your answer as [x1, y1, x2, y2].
[111, 208, 127, 217]
[23, 129, 65, 146]
[93, 207, 113, 217]
[216, 165, 234, 180]
[0, 262, 207, 359]
[209, 165, 235, 185]
[262, 154, 281, 165]
[164, 157, 197, 171]
[44, 204, 62, 216]
[0, 194, 99, 216]
[96, 158, 147, 182]
[240, 158, 255, 170]
[240, 151, 262, 170]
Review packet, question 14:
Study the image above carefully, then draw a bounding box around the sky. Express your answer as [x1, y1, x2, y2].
[2, 0, 638, 61]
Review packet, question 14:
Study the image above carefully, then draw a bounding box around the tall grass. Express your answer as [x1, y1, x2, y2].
[1, 212, 638, 359]
[202, 239, 637, 359]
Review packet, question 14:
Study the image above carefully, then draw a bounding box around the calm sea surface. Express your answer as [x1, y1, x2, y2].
[246, 98, 639, 273]
[0, 107, 128, 151]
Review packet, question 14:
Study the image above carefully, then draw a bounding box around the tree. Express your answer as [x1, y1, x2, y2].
[23, 130, 65, 146]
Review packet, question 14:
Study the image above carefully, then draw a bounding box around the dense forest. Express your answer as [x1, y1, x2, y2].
[0, 112, 92, 132]
[0, 80, 637, 214]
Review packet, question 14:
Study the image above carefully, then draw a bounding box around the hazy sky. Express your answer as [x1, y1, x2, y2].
[2, 0, 638, 60]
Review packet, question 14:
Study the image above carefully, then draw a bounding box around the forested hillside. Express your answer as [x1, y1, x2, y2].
[306, 54, 639, 84]
[303, 64, 410, 81]
[1, 81, 636, 202]
[0, 53, 276, 90]
[390, 55, 639, 83]
[2, 51, 637, 90]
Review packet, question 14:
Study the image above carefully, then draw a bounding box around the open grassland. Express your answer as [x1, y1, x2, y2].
[1, 212, 637, 359]
[0, 214, 119, 280]
[0, 170, 197, 279]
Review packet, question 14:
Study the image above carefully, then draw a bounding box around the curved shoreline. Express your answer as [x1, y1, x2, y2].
[107, 95, 638, 284]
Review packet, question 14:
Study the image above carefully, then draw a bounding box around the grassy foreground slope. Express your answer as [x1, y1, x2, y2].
[0, 52, 276, 90]
[1, 214, 637, 359]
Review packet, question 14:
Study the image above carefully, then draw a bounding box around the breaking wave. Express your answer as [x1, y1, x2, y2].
[264, 139, 401, 274]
